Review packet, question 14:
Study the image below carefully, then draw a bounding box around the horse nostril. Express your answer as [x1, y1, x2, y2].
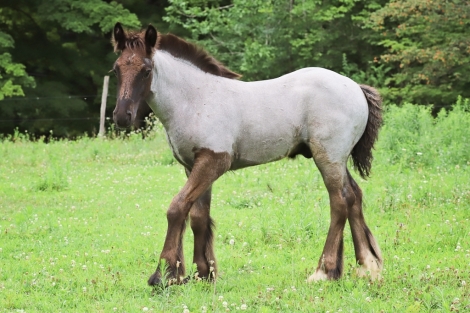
[126, 110, 132, 116]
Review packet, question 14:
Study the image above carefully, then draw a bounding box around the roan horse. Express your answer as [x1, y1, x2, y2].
[111, 23, 383, 285]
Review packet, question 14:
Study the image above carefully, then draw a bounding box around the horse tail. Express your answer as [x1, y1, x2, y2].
[351, 84, 383, 179]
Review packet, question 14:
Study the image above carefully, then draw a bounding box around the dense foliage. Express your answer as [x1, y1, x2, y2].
[164, 0, 388, 83]
[0, 0, 166, 136]
[0, 0, 469, 136]
[368, 0, 470, 108]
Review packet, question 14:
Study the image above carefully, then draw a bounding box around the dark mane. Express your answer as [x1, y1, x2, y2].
[113, 28, 241, 79]
[157, 33, 241, 80]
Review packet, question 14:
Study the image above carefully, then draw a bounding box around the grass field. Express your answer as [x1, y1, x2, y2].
[1, 102, 469, 312]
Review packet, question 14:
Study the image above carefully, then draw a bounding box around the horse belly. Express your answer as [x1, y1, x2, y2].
[230, 143, 293, 170]
[231, 119, 306, 170]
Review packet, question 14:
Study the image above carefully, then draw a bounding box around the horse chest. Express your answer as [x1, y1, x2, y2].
[163, 123, 233, 169]
[162, 128, 192, 167]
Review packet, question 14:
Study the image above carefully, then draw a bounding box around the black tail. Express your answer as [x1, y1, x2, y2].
[351, 85, 383, 179]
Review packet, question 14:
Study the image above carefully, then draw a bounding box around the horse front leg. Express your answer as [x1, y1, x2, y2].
[189, 186, 217, 281]
[147, 193, 191, 286]
[148, 148, 231, 286]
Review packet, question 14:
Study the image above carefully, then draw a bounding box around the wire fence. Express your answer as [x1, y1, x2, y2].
[0, 94, 117, 102]
[0, 94, 118, 123]
[0, 117, 102, 122]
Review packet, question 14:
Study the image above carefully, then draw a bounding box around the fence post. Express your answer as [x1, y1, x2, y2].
[98, 75, 110, 137]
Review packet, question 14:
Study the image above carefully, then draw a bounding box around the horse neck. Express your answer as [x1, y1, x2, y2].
[149, 51, 223, 127]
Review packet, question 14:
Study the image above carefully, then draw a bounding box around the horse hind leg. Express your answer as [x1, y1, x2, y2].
[189, 186, 217, 281]
[346, 170, 383, 280]
[307, 159, 354, 282]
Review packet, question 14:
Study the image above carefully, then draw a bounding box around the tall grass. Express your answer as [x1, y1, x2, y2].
[377, 97, 470, 168]
[0, 100, 469, 312]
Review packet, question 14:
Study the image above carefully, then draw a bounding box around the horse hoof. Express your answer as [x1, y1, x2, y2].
[148, 272, 162, 286]
[356, 255, 382, 281]
[307, 269, 328, 282]
[148, 271, 191, 287]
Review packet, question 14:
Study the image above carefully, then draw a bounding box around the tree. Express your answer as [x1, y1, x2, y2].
[0, 30, 35, 100]
[0, 0, 141, 136]
[163, 0, 387, 82]
[368, 0, 470, 107]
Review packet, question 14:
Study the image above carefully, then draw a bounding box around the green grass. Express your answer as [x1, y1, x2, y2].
[1, 103, 469, 312]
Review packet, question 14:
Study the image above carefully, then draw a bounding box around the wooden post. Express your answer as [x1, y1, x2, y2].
[98, 75, 109, 137]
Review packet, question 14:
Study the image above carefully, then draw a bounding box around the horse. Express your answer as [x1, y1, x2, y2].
[111, 22, 383, 286]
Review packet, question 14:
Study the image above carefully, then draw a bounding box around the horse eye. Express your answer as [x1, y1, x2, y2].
[144, 69, 152, 79]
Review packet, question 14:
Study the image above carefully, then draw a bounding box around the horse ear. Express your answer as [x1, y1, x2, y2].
[113, 22, 126, 51]
[145, 24, 158, 54]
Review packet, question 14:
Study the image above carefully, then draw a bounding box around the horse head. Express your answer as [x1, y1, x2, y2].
[111, 23, 157, 128]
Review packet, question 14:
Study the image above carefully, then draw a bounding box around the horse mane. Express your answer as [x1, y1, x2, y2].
[113, 28, 241, 80]
[157, 33, 241, 80]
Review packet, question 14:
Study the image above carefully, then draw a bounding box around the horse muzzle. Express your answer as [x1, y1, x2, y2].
[113, 99, 135, 129]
